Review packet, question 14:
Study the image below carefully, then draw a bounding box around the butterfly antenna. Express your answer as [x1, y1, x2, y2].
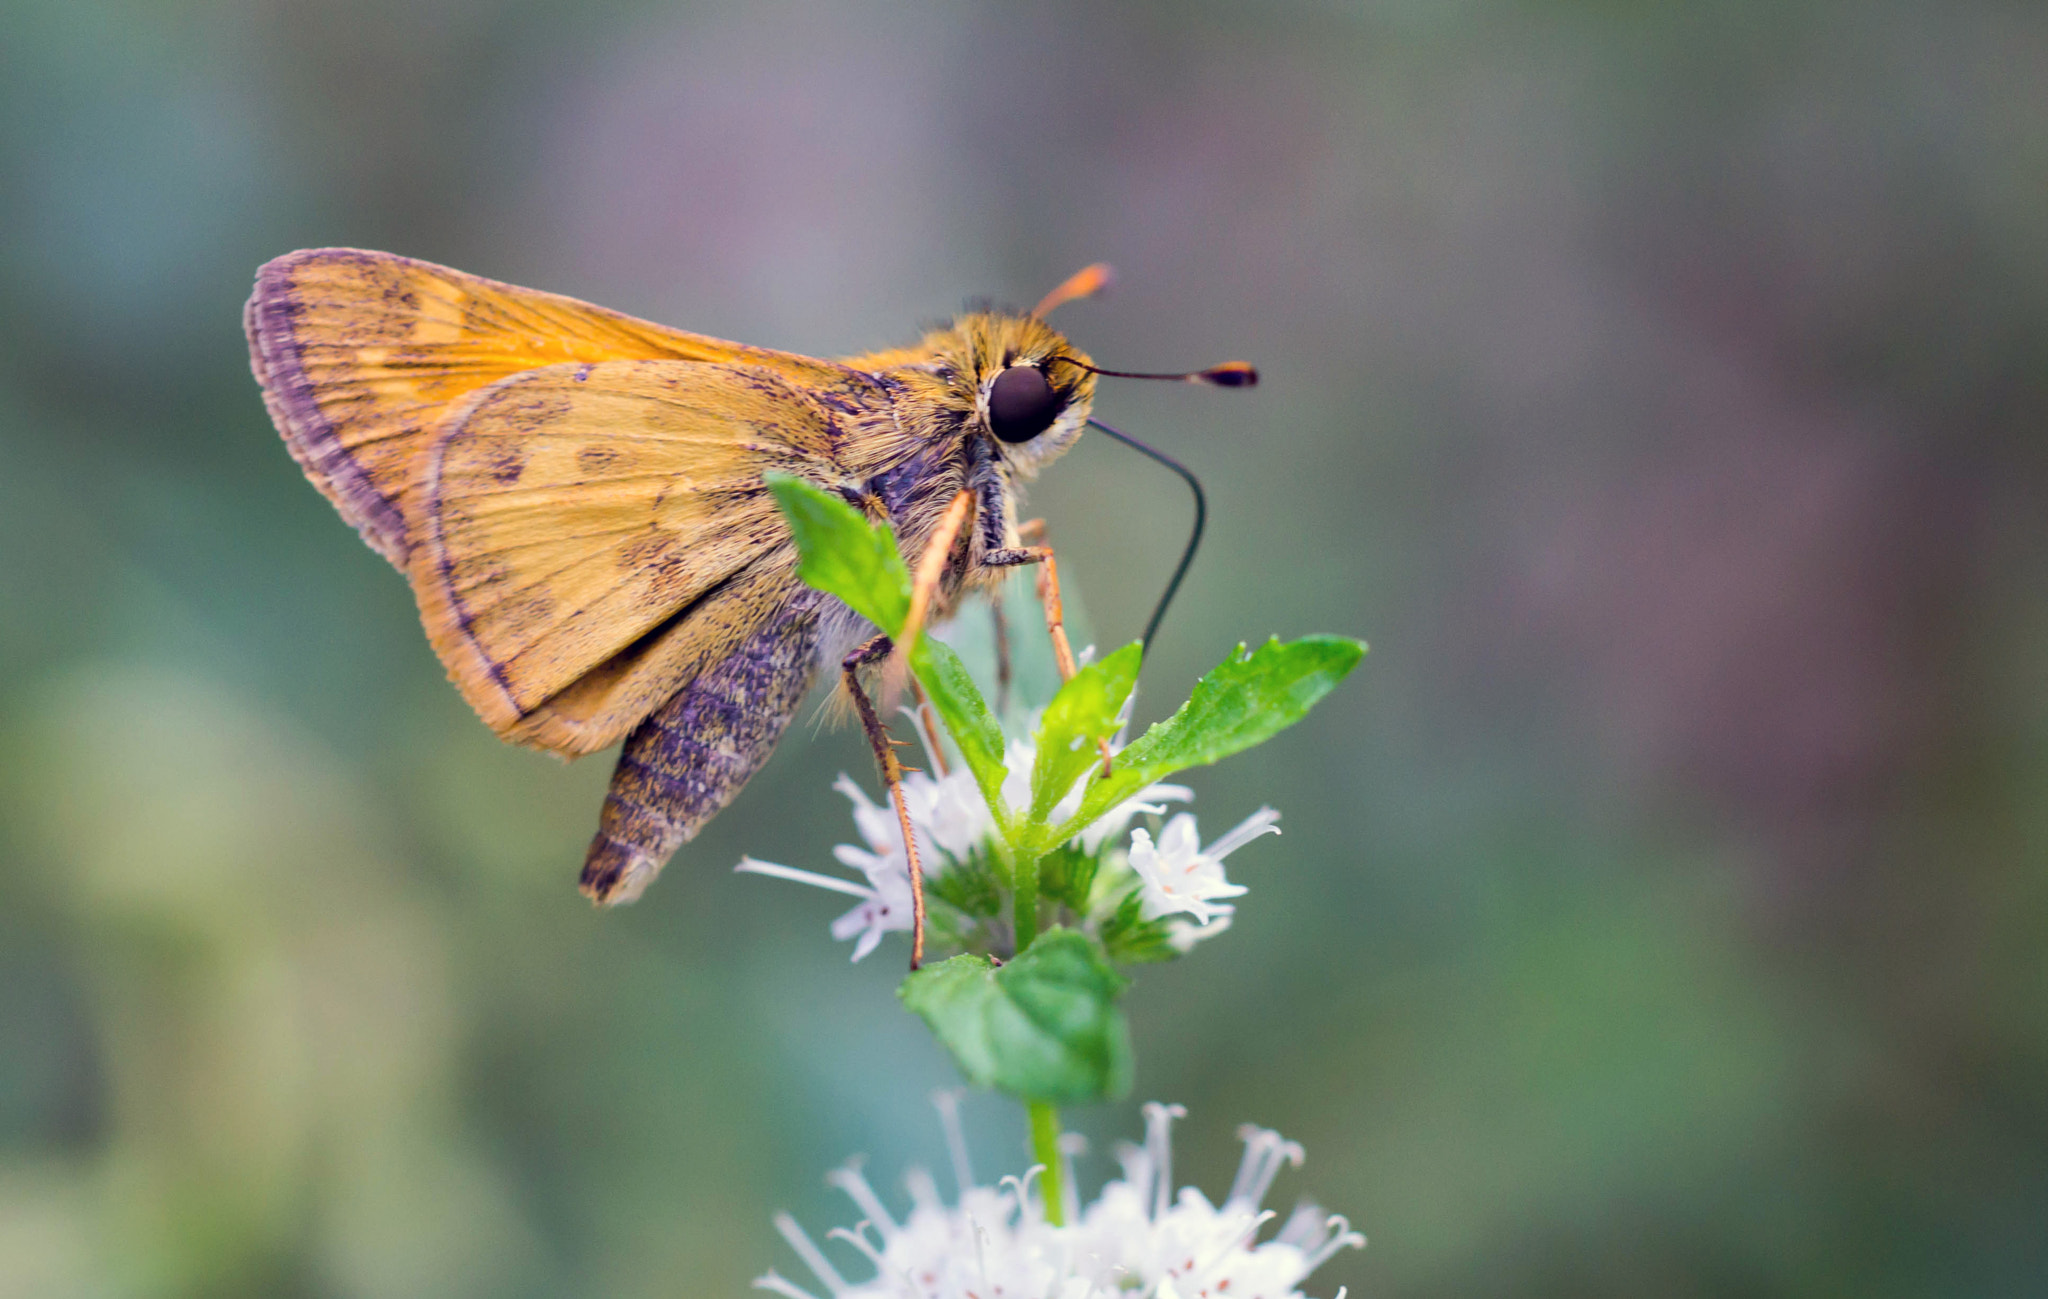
[1063, 358, 1259, 387]
[1032, 263, 1116, 318]
[1087, 418, 1208, 653]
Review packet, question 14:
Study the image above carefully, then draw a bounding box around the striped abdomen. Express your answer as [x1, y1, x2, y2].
[580, 596, 824, 904]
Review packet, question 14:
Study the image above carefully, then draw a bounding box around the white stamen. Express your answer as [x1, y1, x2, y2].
[1001, 1165, 1046, 1222]
[905, 1166, 944, 1213]
[827, 1224, 890, 1272]
[735, 858, 875, 899]
[1057, 1131, 1087, 1225]
[753, 1269, 824, 1299]
[972, 1214, 991, 1295]
[1186, 1209, 1276, 1287]
[1142, 1102, 1186, 1222]
[1300, 1216, 1366, 1274]
[933, 1089, 976, 1195]
[774, 1211, 849, 1296]
[828, 1159, 900, 1240]
[1205, 806, 1282, 860]
[1227, 1125, 1304, 1211]
[1274, 1201, 1327, 1249]
[1112, 1140, 1152, 1195]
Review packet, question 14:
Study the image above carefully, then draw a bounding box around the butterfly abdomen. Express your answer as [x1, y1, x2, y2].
[580, 595, 825, 904]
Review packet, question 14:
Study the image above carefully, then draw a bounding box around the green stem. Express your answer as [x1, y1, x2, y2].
[1012, 850, 1040, 954]
[1028, 1100, 1065, 1227]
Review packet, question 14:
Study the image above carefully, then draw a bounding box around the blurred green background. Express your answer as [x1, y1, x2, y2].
[4, 1, 2046, 1295]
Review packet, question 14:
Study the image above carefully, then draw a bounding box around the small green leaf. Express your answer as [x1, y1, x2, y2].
[899, 930, 1133, 1104]
[926, 845, 1003, 920]
[765, 472, 910, 635]
[1028, 642, 1142, 827]
[919, 901, 978, 954]
[1037, 841, 1100, 914]
[910, 637, 1012, 835]
[1059, 635, 1366, 839]
[1098, 889, 1184, 965]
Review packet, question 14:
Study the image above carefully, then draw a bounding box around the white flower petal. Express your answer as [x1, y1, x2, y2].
[1158, 812, 1201, 859]
[1125, 808, 1265, 926]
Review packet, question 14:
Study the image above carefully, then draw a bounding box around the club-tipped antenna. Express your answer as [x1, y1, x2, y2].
[1032, 263, 1117, 318]
[1087, 418, 1208, 654]
[1058, 357, 1259, 388]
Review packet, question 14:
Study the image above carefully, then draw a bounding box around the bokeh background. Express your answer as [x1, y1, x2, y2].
[3, 1, 2046, 1294]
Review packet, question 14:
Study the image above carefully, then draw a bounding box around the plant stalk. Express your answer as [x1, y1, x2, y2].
[1028, 1100, 1065, 1227]
[1012, 850, 1040, 954]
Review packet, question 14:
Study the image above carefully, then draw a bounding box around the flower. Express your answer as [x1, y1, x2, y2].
[736, 722, 1196, 961]
[1127, 808, 1280, 927]
[736, 774, 929, 962]
[997, 736, 1194, 856]
[738, 762, 992, 961]
[756, 1098, 1363, 1299]
[1167, 908, 1233, 953]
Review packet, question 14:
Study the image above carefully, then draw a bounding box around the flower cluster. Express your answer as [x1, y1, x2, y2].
[737, 717, 1279, 964]
[757, 1100, 1363, 1299]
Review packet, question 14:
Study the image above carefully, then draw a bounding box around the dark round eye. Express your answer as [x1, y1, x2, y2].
[987, 365, 1061, 443]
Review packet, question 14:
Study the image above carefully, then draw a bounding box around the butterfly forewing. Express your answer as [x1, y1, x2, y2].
[245, 248, 861, 566]
[410, 357, 867, 756]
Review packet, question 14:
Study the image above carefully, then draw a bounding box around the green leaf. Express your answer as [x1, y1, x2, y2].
[1037, 841, 1100, 914]
[765, 472, 910, 635]
[899, 930, 1132, 1104]
[925, 844, 1003, 920]
[1028, 642, 1142, 827]
[1098, 889, 1184, 965]
[910, 637, 1012, 835]
[1059, 635, 1366, 839]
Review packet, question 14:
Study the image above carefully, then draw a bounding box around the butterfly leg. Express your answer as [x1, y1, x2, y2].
[581, 599, 822, 906]
[986, 535, 1116, 772]
[843, 633, 929, 969]
[990, 594, 1012, 716]
[984, 541, 1079, 683]
[891, 488, 976, 678]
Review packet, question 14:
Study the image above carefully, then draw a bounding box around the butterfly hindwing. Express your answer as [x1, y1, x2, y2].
[244, 248, 864, 566]
[410, 357, 869, 757]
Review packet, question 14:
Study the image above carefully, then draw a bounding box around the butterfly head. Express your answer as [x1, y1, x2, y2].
[848, 264, 1255, 485]
[894, 311, 1100, 481]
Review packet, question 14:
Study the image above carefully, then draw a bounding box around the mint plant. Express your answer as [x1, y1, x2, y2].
[747, 474, 1365, 1238]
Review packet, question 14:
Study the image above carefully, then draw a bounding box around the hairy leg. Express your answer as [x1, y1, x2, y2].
[842, 633, 929, 968]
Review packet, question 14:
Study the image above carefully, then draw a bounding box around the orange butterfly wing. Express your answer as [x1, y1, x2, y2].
[244, 248, 860, 566]
[409, 357, 870, 757]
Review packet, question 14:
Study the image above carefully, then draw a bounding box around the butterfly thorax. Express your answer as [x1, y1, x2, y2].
[841, 312, 1097, 479]
[834, 313, 1097, 614]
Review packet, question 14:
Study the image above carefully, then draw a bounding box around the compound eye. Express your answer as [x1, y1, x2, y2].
[987, 365, 1061, 443]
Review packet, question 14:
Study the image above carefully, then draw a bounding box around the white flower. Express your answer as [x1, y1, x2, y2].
[736, 725, 1200, 960]
[1167, 909, 1234, 952]
[1080, 779, 1193, 856]
[757, 1098, 1363, 1299]
[736, 775, 925, 963]
[899, 766, 994, 864]
[999, 720, 1193, 855]
[1128, 808, 1279, 927]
